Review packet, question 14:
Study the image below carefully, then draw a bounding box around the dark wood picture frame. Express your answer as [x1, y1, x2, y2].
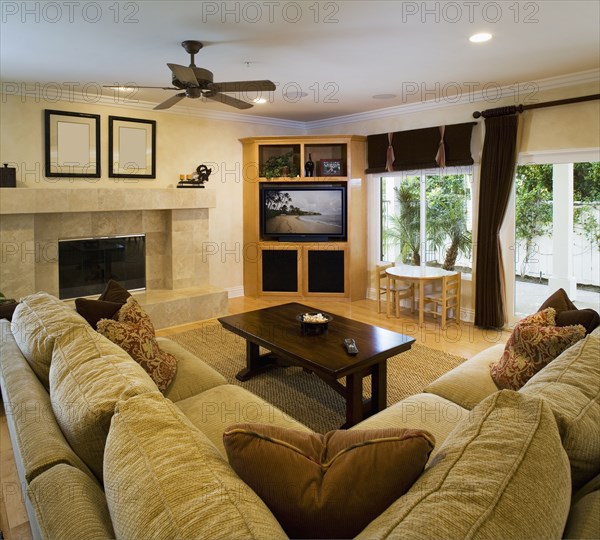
[44, 109, 101, 178]
[109, 116, 156, 178]
[320, 159, 343, 176]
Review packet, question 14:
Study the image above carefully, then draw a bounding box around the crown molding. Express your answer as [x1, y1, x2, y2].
[0, 88, 307, 131]
[304, 69, 600, 130]
[2, 69, 597, 132]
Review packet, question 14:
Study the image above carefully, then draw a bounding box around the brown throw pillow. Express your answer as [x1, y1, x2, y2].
[74, 298, 123, 329]
[556, 308, 600, 335]
[490, 308, 585, 390]
[223, 424, 435, 539]
[537, 288, 599, 335]
[97, 297, 177, 393]
[538, 288, 577, 312]
[98, 279, 131, 304]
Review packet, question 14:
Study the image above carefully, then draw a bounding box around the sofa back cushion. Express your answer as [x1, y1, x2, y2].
[103, 392, 287, 540]
[357, 390, 571, 540]
[521, 333, 600, 488]
[28, 464, 115, 540]
[0, 320, 94, 484]
[11, 292, 88, 388]
[50, 325, 157, 481]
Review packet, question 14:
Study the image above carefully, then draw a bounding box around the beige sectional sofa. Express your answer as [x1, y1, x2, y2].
[1, 292, 598, 539]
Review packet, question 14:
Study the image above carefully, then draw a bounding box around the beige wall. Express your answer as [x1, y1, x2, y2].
[1, 81, 598, 298]
[0, 95, 301, 292]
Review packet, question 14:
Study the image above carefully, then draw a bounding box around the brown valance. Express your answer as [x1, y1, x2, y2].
[366, 121, 476, 174]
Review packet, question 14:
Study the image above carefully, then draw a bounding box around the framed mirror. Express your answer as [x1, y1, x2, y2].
[109, 116, 156, 178]
[44, 110, 101, 178]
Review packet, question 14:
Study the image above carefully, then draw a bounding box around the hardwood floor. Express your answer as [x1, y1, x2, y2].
[1, 296, 509, 539]
[158, 296, 511, 359]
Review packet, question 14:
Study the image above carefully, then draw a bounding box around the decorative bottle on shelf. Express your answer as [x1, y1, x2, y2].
[304, 153, 314, 177]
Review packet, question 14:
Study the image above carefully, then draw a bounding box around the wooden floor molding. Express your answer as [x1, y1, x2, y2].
[1, 297, 509, 538]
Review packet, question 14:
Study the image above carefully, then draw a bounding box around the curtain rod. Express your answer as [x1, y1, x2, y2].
[472, 93, 599, 119]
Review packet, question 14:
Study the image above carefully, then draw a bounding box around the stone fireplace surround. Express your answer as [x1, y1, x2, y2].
[0, 188, 227, 328]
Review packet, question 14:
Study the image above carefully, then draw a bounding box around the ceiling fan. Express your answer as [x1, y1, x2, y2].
[105, 40, 276, 110]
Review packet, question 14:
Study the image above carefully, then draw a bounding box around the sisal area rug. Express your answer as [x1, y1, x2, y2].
[168, 319, 466, 433]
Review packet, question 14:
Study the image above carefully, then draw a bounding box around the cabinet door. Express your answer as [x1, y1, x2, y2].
[303, 246, 348, 296]
[259, 246, 301, 294]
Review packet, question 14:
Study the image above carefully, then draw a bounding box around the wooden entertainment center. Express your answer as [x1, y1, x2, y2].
[240, 135, 367, 299]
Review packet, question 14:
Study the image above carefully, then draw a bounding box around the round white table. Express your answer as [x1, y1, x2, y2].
[386, 264, 460, 326]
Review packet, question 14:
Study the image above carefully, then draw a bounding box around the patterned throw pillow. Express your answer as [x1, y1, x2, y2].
[490, 308, 585, 390]
[97, 298, 177, 393]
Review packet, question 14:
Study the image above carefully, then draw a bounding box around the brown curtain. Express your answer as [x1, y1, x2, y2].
[474, 115, 519, 328]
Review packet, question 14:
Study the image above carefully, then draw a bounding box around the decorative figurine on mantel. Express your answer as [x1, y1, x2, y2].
[177, 164, 212, 188]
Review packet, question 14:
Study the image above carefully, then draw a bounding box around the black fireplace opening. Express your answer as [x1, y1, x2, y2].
[58, 235, 146, 299]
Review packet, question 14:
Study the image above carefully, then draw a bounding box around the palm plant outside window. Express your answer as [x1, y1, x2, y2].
[380, 169, 473, 272]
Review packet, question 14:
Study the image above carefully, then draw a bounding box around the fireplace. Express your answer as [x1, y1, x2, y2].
[58, 235, 146, 299]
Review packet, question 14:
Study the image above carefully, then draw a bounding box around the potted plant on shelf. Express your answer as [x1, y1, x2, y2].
[262, 152, 299, 179]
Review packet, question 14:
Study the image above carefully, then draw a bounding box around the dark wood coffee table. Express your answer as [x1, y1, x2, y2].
[218, 302, 415, 427]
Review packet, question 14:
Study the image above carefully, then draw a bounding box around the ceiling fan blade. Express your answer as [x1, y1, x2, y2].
[154, 93, 187, 110]
[103, 85, 179, 90]
[206, 92, 253, 110]
[167, 63, 199, 86]
[211, 80, 276, 93]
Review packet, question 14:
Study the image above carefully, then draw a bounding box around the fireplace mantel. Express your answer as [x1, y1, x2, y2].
[0, 188, 216, 215]
[0, 187, 227, 327]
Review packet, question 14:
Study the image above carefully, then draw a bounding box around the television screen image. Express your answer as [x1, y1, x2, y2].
[261, 184, 346, 240]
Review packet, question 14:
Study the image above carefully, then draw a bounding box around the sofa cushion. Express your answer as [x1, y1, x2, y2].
[50, 324, 157, 481]
[224, 424, 434, 539]
[157, 337, 227, 402]
[104, 392, 287, 540]
[351, 393, 469, 464]
[521, 333, 600, 488]
[10, 292, 88, 388]
[424, 344, 504, 409]
[356, 390, 571, 540]
[564, 473, 600, 540]
[490, 308, 585, 390]
[0, 320, 93, 483]
[28, 464, 115, 540]
[74, 297, 123, 329]
[97, 297, 177, 393]
[176, 383, 312, 457]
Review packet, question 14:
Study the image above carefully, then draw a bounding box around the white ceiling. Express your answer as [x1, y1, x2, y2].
[1, 0, 599, 121]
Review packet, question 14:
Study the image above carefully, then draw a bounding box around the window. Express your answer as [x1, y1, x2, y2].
[513, 161, 599, 315]
[380, 168, 473, 272]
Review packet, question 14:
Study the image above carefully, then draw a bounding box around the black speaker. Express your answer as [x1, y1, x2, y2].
[0, 164, 16, 187]
[307, 250, 345, 293]
[262, 250, 298, 292]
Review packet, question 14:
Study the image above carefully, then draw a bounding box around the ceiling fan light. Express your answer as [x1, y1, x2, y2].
[253, 97, 267, 104]
[469, 32, 492, 43]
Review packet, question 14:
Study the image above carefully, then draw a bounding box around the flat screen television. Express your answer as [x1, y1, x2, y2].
[260, 183, 347, 241]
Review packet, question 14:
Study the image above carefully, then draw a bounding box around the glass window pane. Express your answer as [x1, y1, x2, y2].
[381, 175, 421, 266]
[425, 173, 473, 272]
[514, 162, 599, 316]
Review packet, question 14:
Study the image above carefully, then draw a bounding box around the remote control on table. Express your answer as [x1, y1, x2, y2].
[343, 338, 359, 355]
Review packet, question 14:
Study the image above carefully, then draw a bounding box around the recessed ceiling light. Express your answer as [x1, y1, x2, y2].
[372, 94, 397, 100]
[283, 91, 308, 99]
[253, 97, 267, 104]
[469, 32, 492, 43]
